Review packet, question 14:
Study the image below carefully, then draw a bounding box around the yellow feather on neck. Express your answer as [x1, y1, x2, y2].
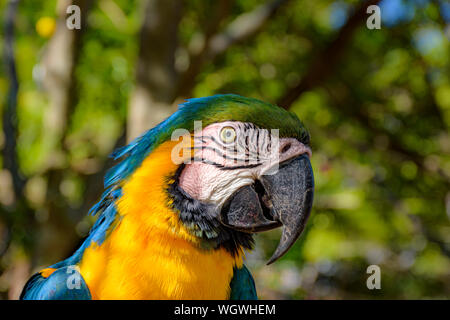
[78, 139, 244, 299]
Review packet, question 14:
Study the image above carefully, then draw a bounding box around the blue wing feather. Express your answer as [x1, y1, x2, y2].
[20, 266, 91, 300]
[229, 265, 258, 300]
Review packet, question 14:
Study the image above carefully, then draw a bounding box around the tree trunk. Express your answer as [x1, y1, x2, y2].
[127, 0, 182, 141]
[35, 0, 92, 267]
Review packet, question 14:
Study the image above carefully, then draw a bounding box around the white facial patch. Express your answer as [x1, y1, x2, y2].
[178, 121, 311, 208]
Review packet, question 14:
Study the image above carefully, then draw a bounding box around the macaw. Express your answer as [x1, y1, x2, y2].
[20, 94, 314, 300]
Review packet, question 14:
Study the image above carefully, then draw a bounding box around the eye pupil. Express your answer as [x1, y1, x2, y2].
[220, 126, 236, 143]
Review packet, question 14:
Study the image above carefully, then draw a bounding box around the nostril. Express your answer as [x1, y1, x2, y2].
[281, 143, 291, 154]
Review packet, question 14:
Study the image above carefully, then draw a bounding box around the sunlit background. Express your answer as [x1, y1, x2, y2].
[0, 0, 449, 299]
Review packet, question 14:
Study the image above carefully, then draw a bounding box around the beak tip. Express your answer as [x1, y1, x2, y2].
[261, 155, 314, 266]
[265, 243, 287, 265]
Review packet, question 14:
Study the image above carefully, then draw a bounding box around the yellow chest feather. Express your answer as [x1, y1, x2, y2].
[78, 141, 243, 299]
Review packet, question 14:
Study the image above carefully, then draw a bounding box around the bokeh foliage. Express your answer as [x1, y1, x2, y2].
[0, 0, 449, 299]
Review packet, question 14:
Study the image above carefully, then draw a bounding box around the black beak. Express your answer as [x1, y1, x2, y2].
[219, 154, 314, 264]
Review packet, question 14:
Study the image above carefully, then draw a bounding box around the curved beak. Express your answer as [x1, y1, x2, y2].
[219, 154, 314, 264]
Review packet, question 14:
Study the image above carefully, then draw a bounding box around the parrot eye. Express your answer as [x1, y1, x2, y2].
[219, 126, 237, 144]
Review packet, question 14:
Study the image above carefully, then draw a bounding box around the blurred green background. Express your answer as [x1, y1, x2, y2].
[0, 0, 449, 299]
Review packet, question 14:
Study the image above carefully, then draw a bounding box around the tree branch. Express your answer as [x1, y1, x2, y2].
[68, 133, 126, 220]
[323, 82, 450, 184]
[277, 0, 382, 108]
[2, 0, 25, 198]
[408, 214, 450, 259]
[175, 0, 290, 99]
[42, 0, 92, 155]
[207, 0, 290, 58]
[127, 0, 183, 141]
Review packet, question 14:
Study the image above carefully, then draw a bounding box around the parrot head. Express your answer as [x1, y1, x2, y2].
[105, 94, 314, 264]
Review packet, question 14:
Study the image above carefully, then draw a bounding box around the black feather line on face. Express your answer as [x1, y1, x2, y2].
[165, 165, 254, 256]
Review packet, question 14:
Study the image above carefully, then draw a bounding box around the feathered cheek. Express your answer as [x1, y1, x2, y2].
[178, 162, 253, 206]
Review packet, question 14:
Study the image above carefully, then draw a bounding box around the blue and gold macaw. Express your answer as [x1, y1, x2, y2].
[21, 94, 314, 300]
